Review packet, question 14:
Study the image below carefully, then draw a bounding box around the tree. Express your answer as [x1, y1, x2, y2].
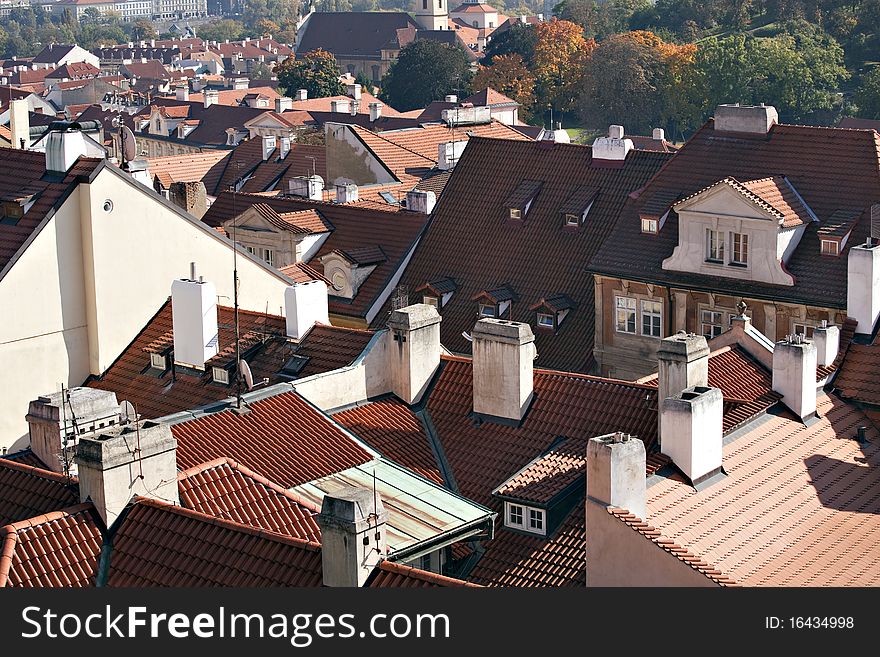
[197, 20, 245, 43]
[533, 18, 594, 114]
[249, 61, 274, 80]
[483, 22, 538, 67]
[130, 19, 157, 41]
[472, 54, 537, 120]
[276, 49, 345, 99]
[855, 66, 880, 119]
[554, 0, 651, 38]
[380, 40, 473, 112]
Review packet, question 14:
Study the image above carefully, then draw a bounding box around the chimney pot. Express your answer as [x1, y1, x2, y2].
[772, 337, 818, 420]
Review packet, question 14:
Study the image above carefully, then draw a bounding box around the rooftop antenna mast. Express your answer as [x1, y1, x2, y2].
[229, 161, 245, 410]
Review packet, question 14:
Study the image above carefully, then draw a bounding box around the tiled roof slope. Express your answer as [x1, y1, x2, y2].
[204, 192, 429, 320]
[383, 137, 671, 372]
[427, 357, 659, 507]
[0, 503, 102, 587]
[0, 149, 103, 276]
[170, 390, 375, 489]
[373, 120, 530, 161]
[644, 394, 880, 586]
[462, 88, 518, 107]
[347, 124, 435, 186]
[294, 324, 376, 378]
[494, 435, 587, 504]
[136, 98, 267, 147]
[146, 150, 230, 192]
[178, 458, 321, 542]
[333, 399, 444, 485]
[212, 137, 327, 196]
[368, 561, 480, 587]
[590, 121, 880, 309]
[0, 459, 78, 526]
[834, 342, 880, 406]
[296, 12, 420, 59]
[106, 498, 324, 587]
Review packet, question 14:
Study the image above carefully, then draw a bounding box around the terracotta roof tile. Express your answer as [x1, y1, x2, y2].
[146, 150, 230, 191]
[178, 458, 322, 542]
[0, 503, 102, 588]
[106, 498, 323, 587]
[642, 394, 880, 586]
[294, 324, 376, 378]
[0, 459, 78, 527]
[834, 343, 880, 405]
[368, 560, 480, 587]
[170, 390, 375, 489]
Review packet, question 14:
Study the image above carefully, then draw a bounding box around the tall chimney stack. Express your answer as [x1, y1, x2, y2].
[847, 240, 880, 334]
[9, 98, 29, 149]
[472, 318, 535, 425]
[772, 335, 817, 420]
[812, 320, 840, 368]
[660, 386, 724, 485]
[317, 487, 387, 587]
[284, 281, 329, 340]
[170, 267, 219, 370]
[657, 332, 709, 439]
[387, 304, 442, 405]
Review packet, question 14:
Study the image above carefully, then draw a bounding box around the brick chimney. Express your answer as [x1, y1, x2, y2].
[284, 281, 330, 340]
[168, 181, 208, 219]
[660, 386, 724, 485]
[387, 304, 442, 405]
[171, 265, 219, 370]
[772, 335, 817, 420]
[76, 419, 179, 528]
[714, 103, 778, 134]
[472, 318, 536, 425]
[846, 240, 880, 334]
[317, 487, 387, 587]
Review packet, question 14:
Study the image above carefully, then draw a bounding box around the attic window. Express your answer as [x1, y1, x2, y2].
[150, 353, 167, 370]
[559, 187, 598, 229]
[509, 208, 522, 220]
[820, 239, 840, 256]
[423, 295, 439, 308]
[279, 354, 310, 379]
[639, 189, 679, 235]
[565, 214, 579, 226]
[530, 294, 575, 332]
[641, 217, 658, 234]
[1, 201, 24, 225]
[505, 502, 545, 535]
[537, 313, 554, 328]
[479, 303, 496, 318]
[212, 367, 230, 385]
[416, 277, 457, 308]
[504, 179, 543, 223]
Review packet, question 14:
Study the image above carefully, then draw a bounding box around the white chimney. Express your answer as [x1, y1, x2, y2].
[170, 267, 219, 369]
[203, 89, 219, 108]
[27, 388, 120, 475]
[275, 96, 293, 112]
[261, 134, 276, 161]
[406, 189, 435, 214]
[176, 86, 189, 101]
[387, 304, 442, 404]
[438, 140, 466, 170]
[288, 175, 324, 200]
[9, 98, 29, 150]
[652, 127, 665, 141]
[330, 99, 350, 113]
[445, 94, 458, 103]
[472, 318, 536, 424]
[847, 240, 880, 334]
[335, 183, 358, 203]
[284, 281, 329, 340]
[541, 122, 570, 144]
[317, 487, 387, 587]
[608, 124, 624, 139]
[812, 321, 840, 368]
[591, 133, 634, 162]
[295, 88, 308, 101]
[661, 386, 724, 485]
[369, 102, 382, 121]
[44, 126, 92, 173]
[279, 136, 291, 159]
[772, 335, 817, 420]
[714, 103, 778, 134]
[587, 432, 646, 521]
[347, 83, 361, 100]
[76, 420, 180, 528]
[657, 332, 709, 411]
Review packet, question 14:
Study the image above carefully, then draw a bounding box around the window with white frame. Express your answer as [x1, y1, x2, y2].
[641, 299, 662, 337]
[821, 240, 839, 256]
[150, 353, 166, 370]
[505, 502, 546, 535]
[260, 248, 275, 267]
[212, 367, 230, 384]
[528, 508, 545, 532]
[730, 232, 749, 265]
[641, 217, 658, 234]
[706, 228, 724, 262]
[509, 208, 522, 220]
[615, 296, 637, 334]
[479, 303, 496, 318]
[245, 245, 255, 255]
[507, 503, 523, 528]
[565, 213, 579, 226]
[537, 312, 555, 329]
[423, 295, 439, 308]
[700, 309, 724, 339]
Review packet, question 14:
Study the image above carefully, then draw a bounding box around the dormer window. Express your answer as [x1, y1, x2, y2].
[479, 303, 496, 318]
[565, 213, 579, 226]
[473, 285, 517, 319]
[818, 208, 859, 257]
[537, 312, 554, 328]
[423, 295, 439, 308]
[530, 294, 575, 332]
[641, 217, 658, 234]
[150, 353, 167, 370]
[559, 186, 598, 230]
[509, 208, 522, 220]
[1, 201, 24, 225]
[504, 502, 545, 535]
[639, 189, 679, 235]
[504, 179, 542, 224]
[820, 239, 839, 256]
[417, 277, 457, 309]
[212, 366, 230, 384]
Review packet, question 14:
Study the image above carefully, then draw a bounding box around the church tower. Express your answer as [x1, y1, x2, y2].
[415, 0, 448, 31]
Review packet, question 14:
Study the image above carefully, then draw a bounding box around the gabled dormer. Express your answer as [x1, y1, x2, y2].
[817, 208, 860, 257]
[504, 179, 542, 224]
[416, 277, 457, 310]
[530, 294, 575, 332]
[559, 187, 598, 230]
[142, 331, 173, 374]
[320, 246, 387, 300]
[472, 285, 517, 319]
[639, 189, 680, 235]
[662, 176, 817, 286]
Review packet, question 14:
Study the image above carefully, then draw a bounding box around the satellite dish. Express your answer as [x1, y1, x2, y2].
[239, 359, 254, 390]
[121, 125, 137, 163]
[119, 400, 137, 425]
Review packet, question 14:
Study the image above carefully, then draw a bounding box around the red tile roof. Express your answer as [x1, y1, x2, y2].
[834, 343, 880, 406]
[368, 560, 480, 587]
[0, 503, 102, 588]
[493, 435, 587, 504]
[294, 324, 376, 377]
[45, 62, 101, 79]
[171, 390, 375, 489]
[641, 394, 880, 586]
[680, 175, 814, 228]
[0, 149, 103, 275]
[189, 86, 281, 107]
[461, 87, 517, 108]
[178, 458, 321, 542]
[333, 399, 444, 485]
[106, 498, 324, 587]
[591, 120, 880, 309]
[373, 120, 530, 162]
[0, 459, 78, 526]
[146, 150, 230, 191]
[383, 137, 671, 373]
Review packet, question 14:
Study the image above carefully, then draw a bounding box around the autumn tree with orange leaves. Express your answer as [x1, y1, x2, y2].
[472, 54, 538, 121]
[532, 18, 596, 116]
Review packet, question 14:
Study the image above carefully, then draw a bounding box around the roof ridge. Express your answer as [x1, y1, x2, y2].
[377, 560, 482, 586]
[0, 457, 79, 486]
[131, 496, 323, 551]
[607, 507, 737, 586]
[350, 124, 437, 165]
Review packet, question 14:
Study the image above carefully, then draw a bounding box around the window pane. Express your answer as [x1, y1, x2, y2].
[615, 297, 636, 333]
